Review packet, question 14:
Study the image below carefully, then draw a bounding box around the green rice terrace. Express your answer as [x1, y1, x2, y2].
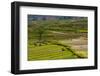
[28, 15, 88, 61]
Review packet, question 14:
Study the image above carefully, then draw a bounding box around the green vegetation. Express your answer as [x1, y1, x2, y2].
[28, 16, 88, 61]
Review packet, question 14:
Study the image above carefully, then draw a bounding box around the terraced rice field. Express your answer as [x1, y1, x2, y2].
[28, 37, 87, 61]
[28, 15, 88, 61]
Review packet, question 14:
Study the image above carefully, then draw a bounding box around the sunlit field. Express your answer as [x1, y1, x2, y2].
[28, 15, 88, 61]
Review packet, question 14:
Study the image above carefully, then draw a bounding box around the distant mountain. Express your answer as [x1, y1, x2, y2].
[28, 15, 87, 25]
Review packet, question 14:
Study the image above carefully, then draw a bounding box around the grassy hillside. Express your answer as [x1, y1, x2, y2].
[28, 16, 88, 61]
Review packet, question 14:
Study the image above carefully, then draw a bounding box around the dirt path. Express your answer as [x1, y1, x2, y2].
[50, 31, 66, 35]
